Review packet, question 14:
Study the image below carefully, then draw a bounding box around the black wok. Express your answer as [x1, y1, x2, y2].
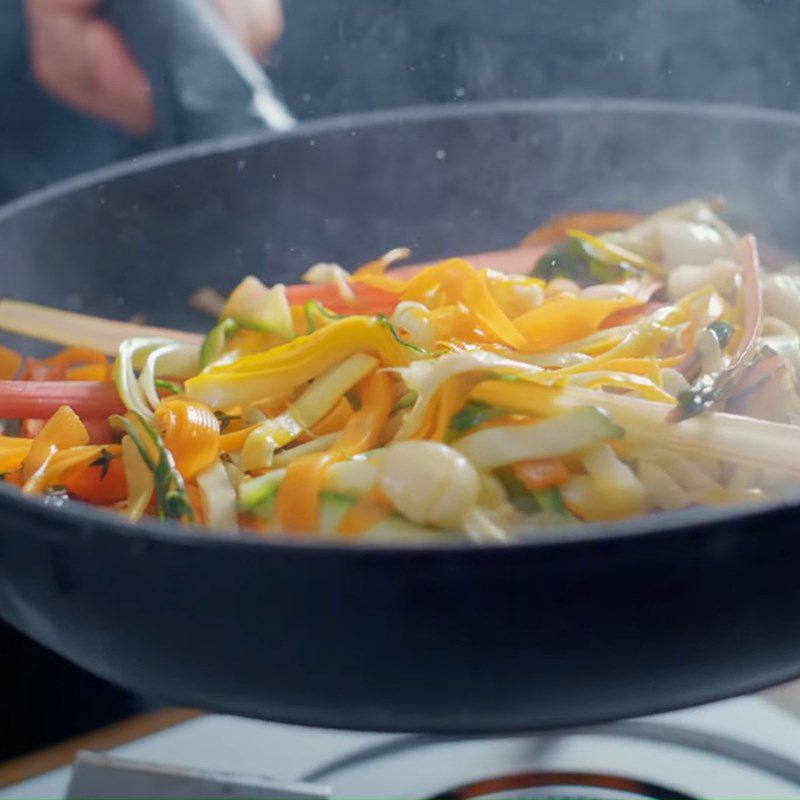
[1, 99, 800, 733]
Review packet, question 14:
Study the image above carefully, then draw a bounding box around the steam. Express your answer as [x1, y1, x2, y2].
[272, 1, 796, 116]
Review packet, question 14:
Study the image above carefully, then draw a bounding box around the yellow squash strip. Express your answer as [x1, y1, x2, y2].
[240, 353, 378, 472]
[471, 379, 560, 418]
[271, 433, 339, 467]
[290, 353, 378, 429]
[545, 306, 685, 378]
[240, 416, 302, 473]
[566, 228, 666, 278]
[186, 317, 413, 410]
[560, 371, 676, 404]
[599, 358, 661, 376]
[514, 296, 639, 352]
[521, 211, 642, 246]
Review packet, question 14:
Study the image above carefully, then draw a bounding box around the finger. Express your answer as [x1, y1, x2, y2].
[26, 0, 154, 135]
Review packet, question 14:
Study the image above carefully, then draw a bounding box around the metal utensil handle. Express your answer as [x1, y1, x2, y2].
[104, 0, 295, 146]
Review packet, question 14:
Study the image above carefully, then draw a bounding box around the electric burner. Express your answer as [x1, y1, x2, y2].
[304, 713, 800, 799]
[4, 696, 800, 799]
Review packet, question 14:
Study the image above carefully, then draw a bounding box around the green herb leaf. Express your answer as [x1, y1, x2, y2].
[200, 318, 239, 369]
[89, 447, 117, 479]
[532, 486, 567, 515]
[496, 470, 569, 517]
[303, 301, 318, 333]
[345, 390, 362, 411]
[707, 320, 735, 350]
[214, 410, 241, 433]
[376, 315, 427, 354]
[675, 374, 720, 420]
[497, 470, 540, 514]
[111, 414, 194, 522]
[303, 300, 345, 334]
[533, 236, 638, 285]
[449, 401, 504, 433]
[394, 390, 417, 411]
[154, 379, 184, 395]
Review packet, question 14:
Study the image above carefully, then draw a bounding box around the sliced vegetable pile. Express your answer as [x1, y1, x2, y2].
[2, 199, 800, 541]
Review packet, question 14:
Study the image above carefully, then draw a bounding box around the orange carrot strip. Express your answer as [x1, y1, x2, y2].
[24, 444, 122, 496]
[23, 347, 110, 381]
[389, 246, 550, 280]
[515, 296, 638, 352]
[0, 436, 33, 473]
[337, 370, 394, 455]
[155, 398, 220, 479]
[285, 247, 552, 315]
[218, 424, 258, 454]
[520, 212, 641, 247]
[0, 345, 21, 380]
[511, 458, 569, 491]
[63, 453, 127, 504]
[336, 497, 392, 537]
[600, 301, 663, 329]
[276, 370, 394, 534]
[308, 397, 354, 437]
[416, 374, 480, 442]
[275, 451, 337, 534]
[23, 406, 89, 479]
[65, 363, 111, 382]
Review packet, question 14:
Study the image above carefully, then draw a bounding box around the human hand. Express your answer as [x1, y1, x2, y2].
[25, 0, 284, 136]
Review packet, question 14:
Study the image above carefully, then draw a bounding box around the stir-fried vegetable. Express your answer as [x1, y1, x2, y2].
[0, 198, 797, 541]
[672, 235, 763, 420]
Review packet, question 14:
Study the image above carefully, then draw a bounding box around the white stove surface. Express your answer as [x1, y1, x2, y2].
[5, 696, 800, 799]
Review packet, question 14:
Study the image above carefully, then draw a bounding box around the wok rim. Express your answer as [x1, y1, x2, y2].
[1, 95, 800, 555]
[4, 95, 800, 225]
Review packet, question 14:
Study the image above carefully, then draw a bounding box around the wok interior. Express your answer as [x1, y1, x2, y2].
[3, 103, 800, 731]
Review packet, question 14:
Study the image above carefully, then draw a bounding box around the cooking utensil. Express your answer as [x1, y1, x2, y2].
[104, 0, 295, 144]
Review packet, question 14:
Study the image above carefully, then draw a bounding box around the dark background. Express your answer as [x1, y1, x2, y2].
[2, 0, 800, 204]
[0, 0, 797, 760]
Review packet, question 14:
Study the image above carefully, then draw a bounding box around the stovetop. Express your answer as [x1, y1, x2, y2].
[5, 696, 800, 799]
